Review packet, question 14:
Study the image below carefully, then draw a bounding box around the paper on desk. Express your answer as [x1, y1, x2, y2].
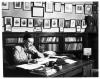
[16, 64, 44, 70]
[64, 59, 77, 64]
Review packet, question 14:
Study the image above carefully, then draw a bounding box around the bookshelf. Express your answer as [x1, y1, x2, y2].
[3, 32, 85, 59]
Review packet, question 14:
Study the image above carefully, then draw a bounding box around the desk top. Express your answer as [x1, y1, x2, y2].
[5, 59, 93, 77]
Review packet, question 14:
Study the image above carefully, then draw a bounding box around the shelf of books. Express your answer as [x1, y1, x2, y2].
[38, 37, 59, 52]
[64, 37, 83, 52]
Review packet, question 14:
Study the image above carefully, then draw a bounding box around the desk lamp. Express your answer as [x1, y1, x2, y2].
[83, 48, 92, 60]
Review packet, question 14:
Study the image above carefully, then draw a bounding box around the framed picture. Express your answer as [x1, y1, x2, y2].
[34, 19, 43, 27]
[23, 2, 31, 11]
[65, 20, 70, 28]
[33, 2, 43, 6]
[21, 18, 27, 27]
[14, 17, 21, 27]
[82, 20, 87, 28]
[2, 2, 9, 10]
[5, 25, 12, 32]
[70, 20, 75, 27]
[31, 7, 44, 17]
[28, 18, 33, 27]
[76, 20, 82, 27]
[64, 4, 72, 13]
[51, 19, 58, 28]
[4, 16, 12, 26]
[85, 4, 92, 15]
[59, 27, 64, 32]
[14, 2, 22, 9]
[54, 2, 61, 12]
[44, 19, 51, 28]
[45, 2, 53, 13]
[59, 19, 64, 27]
[76, 5, 84, 14]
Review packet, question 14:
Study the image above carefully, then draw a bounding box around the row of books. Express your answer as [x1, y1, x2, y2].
[39, 44, 59, 52]
[6, 38, 18, 43]
[65, 37, 82, 42]
[65, 43, 82, 51]
[40, 37, 59, 43]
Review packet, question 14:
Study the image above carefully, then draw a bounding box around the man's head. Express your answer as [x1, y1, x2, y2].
[23, 32, 34, 47]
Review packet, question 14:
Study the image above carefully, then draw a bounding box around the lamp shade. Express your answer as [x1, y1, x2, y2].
[83, 48, 92, 56]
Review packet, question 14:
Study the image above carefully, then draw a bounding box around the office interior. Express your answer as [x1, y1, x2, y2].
[2, 1, 98, 77]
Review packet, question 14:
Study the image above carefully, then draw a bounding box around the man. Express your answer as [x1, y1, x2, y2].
[14, 32, 44, 64]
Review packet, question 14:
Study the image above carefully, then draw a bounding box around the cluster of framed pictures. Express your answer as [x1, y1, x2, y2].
[3, 16, 87, 31]
[2, 2, 93, 15]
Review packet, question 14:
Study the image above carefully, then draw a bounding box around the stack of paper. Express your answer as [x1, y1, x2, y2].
[64, 59, 77, 64]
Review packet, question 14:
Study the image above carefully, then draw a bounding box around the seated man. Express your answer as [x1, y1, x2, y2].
[14, 32, 56, 64]
[14, 32, 44, 64]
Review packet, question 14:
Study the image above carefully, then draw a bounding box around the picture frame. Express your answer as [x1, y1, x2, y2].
[33, 2, 43, 6]
[64, 20, 70, 28]
[70, 20, 75, 27]
[2, 2, 9, 10]
[4, 16, 12, 26]
[54, 2, 61, 12]
[21, 18, 27, 27]
[51, 19, 58, 28]
[31, 7, 44, 17]
[28, 18, 33, 27]
[64, 4, 72, 13]
[5, 25, 12, 32]
[34, 18, 43, 27]
[76, 5, 84, 14]
[14, 2, 22, 9]
[23, 2, 31, 11]
[85, 4, 92, 15]
[59, 19, 64, 27]
[14, 17, 21, 27]
[45, 2, 53, 13]
[82, 20, 87, 28]
[76, 20, 82, 27]
[44, 19, 51, 29]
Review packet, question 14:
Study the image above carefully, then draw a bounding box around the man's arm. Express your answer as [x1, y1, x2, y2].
[28, 45, 44, 58]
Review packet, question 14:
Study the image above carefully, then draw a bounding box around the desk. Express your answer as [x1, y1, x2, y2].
[4, 60, 93, 77]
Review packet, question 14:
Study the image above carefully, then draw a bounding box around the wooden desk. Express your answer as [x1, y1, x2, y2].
[4, 60, 93, 77]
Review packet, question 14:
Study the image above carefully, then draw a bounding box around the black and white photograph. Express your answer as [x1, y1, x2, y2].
[21, 18, 27, 27]
[2, 2, 9, 10]
[76, 4, 84, 14]
[44, 19, 51, 29]
[23, 2, 31, 11]
[1, 1, 99, 78]
[4, 16, 12, 26]
[14, 17, 21, 27]
[45, 2, 53, 13]
[14, 2, 22, 9]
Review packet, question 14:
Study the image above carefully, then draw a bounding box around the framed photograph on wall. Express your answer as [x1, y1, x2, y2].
[65, 20, 70, 28]
[85, 4, 92, 15]
[14, 17, 21, 27]
[45, 2, 53, 13]
[4, 16, 12, 26]
[44, 19, 51, 28]
[51, 19, 58, 28]
[5, 25, 12, 32]
[64, 4, 72, 13]
[76, 5, 84, 14]
[2, 2, 9, 10]
[28, 18, 33, 27]
[70, 20, 75, 27]
[31, 7, 44, 17]
[21, 18, 27, 27]
[23, 2, 31, 11]
[54, 2, 61, 12]
[14, 2, 22, 9]
[59, 19, 64, 27]
[34, 19, 43, 27]
[33, 2, 43, 6]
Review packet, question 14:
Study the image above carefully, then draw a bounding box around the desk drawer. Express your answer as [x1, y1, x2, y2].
[62, 68, 82, 77]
